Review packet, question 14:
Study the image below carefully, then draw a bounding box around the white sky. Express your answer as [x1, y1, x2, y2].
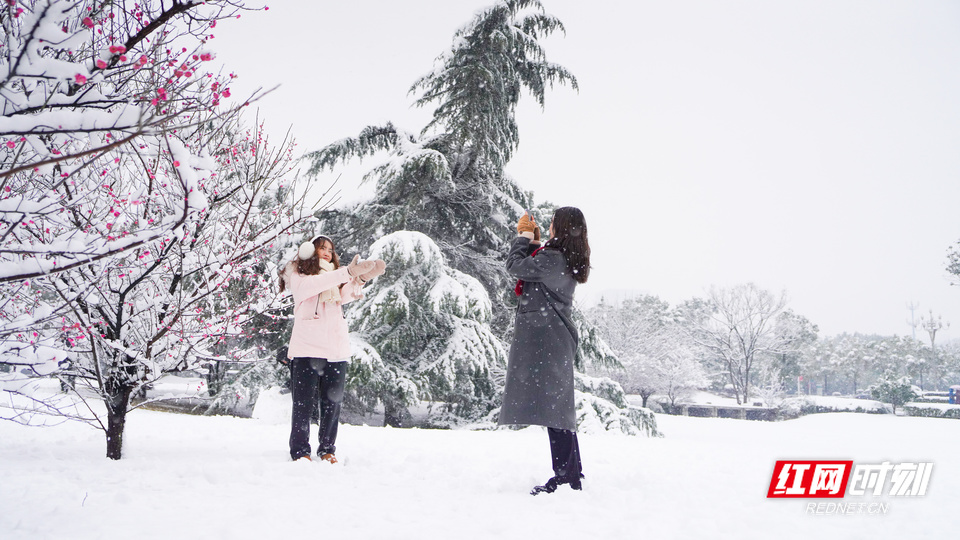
[215, 0, 960, 340]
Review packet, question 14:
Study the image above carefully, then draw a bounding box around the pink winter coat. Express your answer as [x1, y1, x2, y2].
[283, 262, 364, 361]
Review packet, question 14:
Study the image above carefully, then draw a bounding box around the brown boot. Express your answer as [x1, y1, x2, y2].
[319, 453, 338, 464]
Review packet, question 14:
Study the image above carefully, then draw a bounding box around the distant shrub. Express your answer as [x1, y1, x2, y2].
[868, 371, 918, 414]
[903, 404, 960, 419]
[777, 396, 890, 420]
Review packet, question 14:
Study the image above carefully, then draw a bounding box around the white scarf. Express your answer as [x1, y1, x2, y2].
[316, 259, 342, 307]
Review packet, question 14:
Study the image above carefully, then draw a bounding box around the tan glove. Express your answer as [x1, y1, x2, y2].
[517, 212, 536, 235]
[358, 259, 386, 283]
[346, 254, 376, 278]
[533, 224, 541, 243]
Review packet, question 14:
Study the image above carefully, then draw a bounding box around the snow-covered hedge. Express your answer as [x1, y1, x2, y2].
[778, 396, 891, 419]
[477, 374, 662, 436]
[575, 373, 660, 436]
[575, 391, 660, 437]
[903, 403, 960, 419]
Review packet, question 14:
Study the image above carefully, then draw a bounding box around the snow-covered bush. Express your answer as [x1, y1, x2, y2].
[868, 371, 918, 414]
[575, 390, 660, 437]
[777, 396, 891, 419]
[575, 372, 660, 435]
[903, 403, 960, 419]
[576, 372, 629, 408]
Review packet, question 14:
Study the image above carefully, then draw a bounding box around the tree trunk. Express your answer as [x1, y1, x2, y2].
[383, 399, 404, 428]
[726, 369, 742, 404]
[743, 368, 750, 405]
[104, 382, 132, 460]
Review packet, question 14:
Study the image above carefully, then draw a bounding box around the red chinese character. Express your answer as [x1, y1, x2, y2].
[767, 460, 853, 498]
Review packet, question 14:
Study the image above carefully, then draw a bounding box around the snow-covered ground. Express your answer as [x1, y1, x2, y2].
[1, 401, 956, 540]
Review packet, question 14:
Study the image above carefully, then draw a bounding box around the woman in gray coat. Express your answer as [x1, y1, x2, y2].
[500, 206, 591, 495]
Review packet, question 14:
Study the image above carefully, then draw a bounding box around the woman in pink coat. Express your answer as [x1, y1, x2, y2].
[279, 235, 385, 462]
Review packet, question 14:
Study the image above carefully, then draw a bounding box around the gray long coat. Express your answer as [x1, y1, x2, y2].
[498, 236, 580, 431]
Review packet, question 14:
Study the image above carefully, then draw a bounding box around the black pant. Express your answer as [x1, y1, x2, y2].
[289, 357, 347, 460]
[548, 427, 583, 484]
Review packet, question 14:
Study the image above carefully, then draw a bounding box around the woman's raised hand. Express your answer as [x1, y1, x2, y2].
[346, 254, 376, 277]
[517, 212, 537, 235]
[358, 259, 387, 283]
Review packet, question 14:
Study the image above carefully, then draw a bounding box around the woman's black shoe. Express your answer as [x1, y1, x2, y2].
[530, 477, 560, 495]
[530, 475, 582, 495]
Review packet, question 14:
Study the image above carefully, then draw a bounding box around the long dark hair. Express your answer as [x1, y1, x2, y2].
[278, 235, 341, 293]
[544, 206, 590, 283]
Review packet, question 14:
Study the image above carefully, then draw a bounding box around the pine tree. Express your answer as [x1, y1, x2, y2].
[346, 231, 506, 426]
[301, 1, 641, 432]
[305, 0, 576, 336]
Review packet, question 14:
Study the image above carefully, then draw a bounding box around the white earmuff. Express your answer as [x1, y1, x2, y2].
[297, 241, 315, 260]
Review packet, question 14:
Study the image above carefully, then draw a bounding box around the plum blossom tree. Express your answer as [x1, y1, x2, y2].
[1, 0, 258, 283]
[0, 1, 320, 460]
[2, 114, 316, 459]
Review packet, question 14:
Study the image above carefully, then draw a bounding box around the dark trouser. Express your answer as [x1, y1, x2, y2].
[289, 357, 347, 460]
[548, 427, 583, 485]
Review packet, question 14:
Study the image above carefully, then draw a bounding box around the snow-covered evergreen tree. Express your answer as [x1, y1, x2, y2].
[347, 231, 506, 426]
[799, 334, 931, 396]
[295, 1, 638, 432]
[947, 239, 960, 286]
[305, 0, 576, 337]
[869, 370, 917, 413]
